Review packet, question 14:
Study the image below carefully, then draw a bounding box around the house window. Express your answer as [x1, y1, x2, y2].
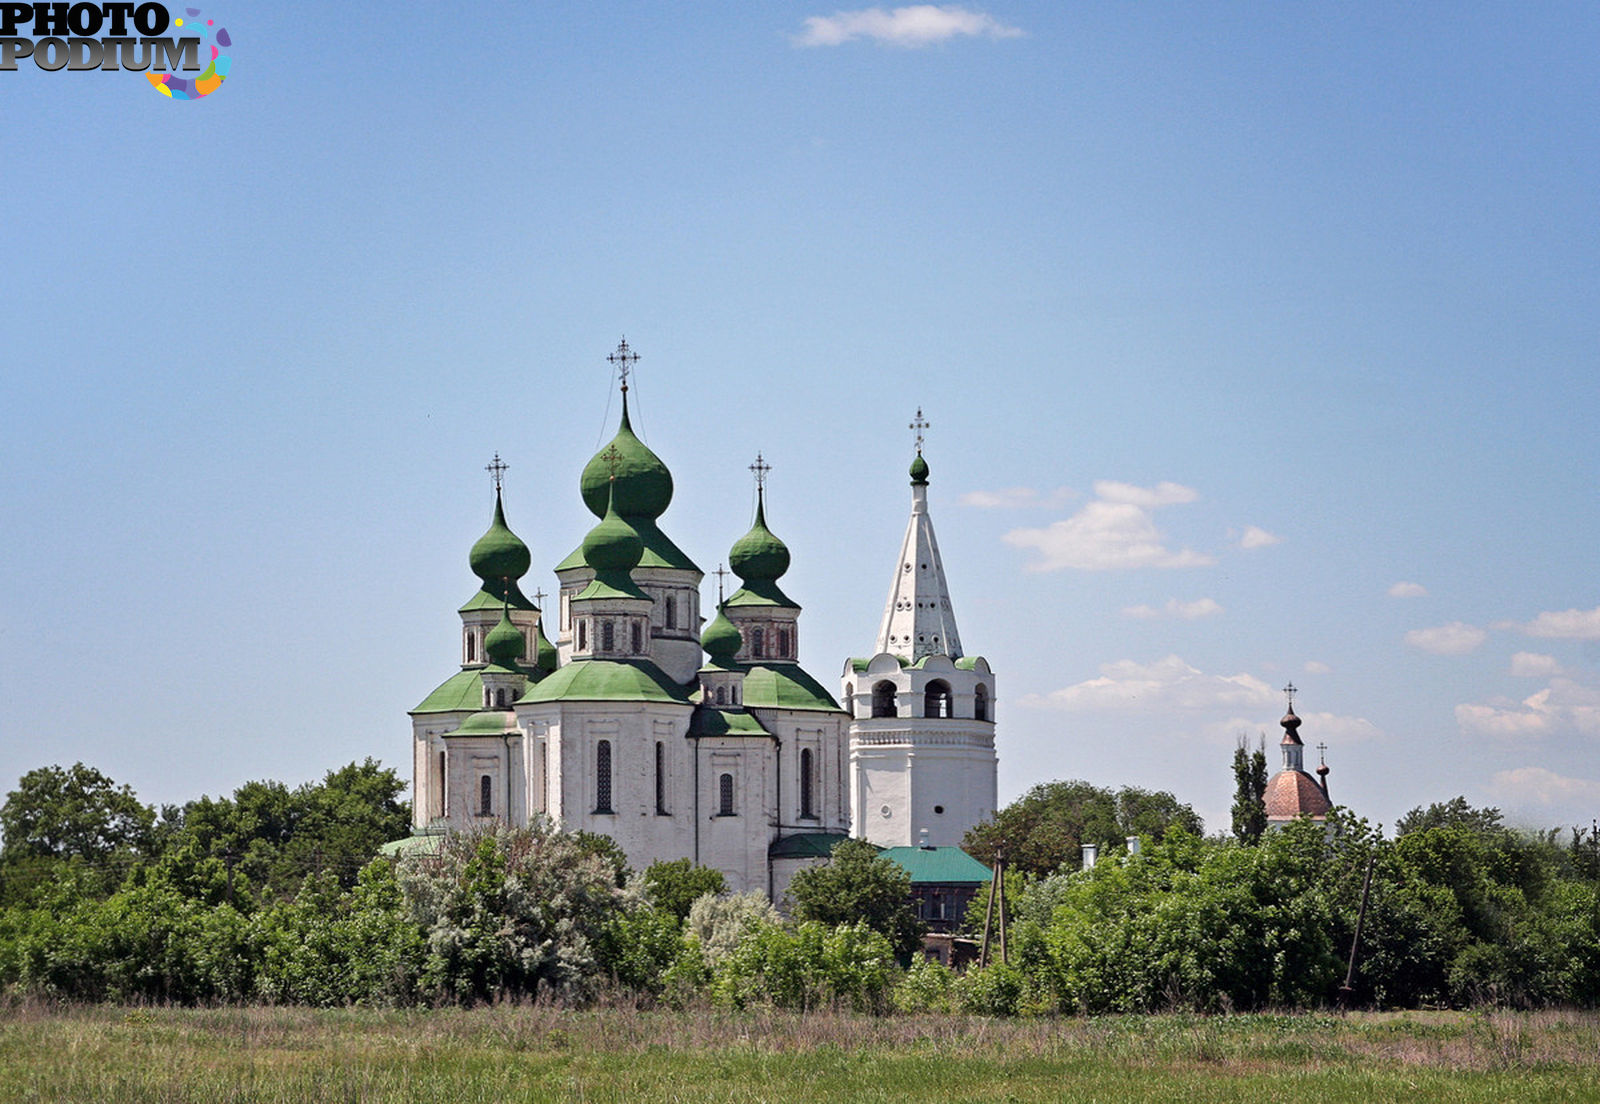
[465, 633, 476, 662]
[800, 748, 815, 819]
[596, 739, 613, 813]
[872, 681, 896, 718]
[479, 774, 492, 817]
[750, 627, 764, 658]
[974, 684, 989, 721]
[777, 628, 790, 657]
[925, 680, 953, 719]
[495, 688, 508, 709]
[437, 750, 446, 818]
[655, 741, 667, 815]
[631, 620, 643, 653]
[665, 596, 676, 630]
[601, 620, 615, 651]
[715, 685, 726, 705]
[577, 619, 587, 650]
[718, 772, 735, 816]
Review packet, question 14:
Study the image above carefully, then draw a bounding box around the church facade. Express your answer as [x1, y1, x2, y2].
[406, 347, 997, 899]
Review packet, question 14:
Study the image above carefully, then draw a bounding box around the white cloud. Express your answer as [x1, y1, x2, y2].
[1238, 525, 1281, 549]
[1200, 709, 1380, 748]
[1002, 480, 1213, 572]
[1020, 654, 1274, 713]
[1388, 581, 1429, 598]
[1404, 621, 1486, 655]
[959, 485, 1075, 509]
[794, 5, 1023, 47]
[1510, 652, 1562, 678]
[1304, 661, 1332, 674]
[1456, 677, 1600, 739]
[1497, 606, 1600, 640]
[1490, 767, 1600, 808]
[1123, 598, 1223, 620]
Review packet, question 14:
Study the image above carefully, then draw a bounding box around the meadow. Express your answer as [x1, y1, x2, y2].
[2, 1004, 1598, 1103]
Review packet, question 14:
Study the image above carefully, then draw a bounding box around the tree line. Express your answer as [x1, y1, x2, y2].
[0, 761, 1596, 1011]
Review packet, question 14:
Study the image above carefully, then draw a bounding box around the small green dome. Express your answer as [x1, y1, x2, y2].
[484, 607, 525, 668]
[532, 619, 559, 673]
[579, 398, 673, 520]
[729, 495, 790, 582]
[582, 484, 645, 574]
[701, 605, 743, 664]
[470, 490, 532, 583]
[910, 452, 929, 485]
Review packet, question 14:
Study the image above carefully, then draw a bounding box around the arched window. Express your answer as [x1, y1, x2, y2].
[577, 619, 587, 650]
[655, 741, 667, 815]
[718, 772, 735, 816]
[483, 688, 492, 709]
[974, 684, 989, 721]
[872, 681, 897, 718]
[495, 688, 508, 708]
[596, 739, 613, 813]
[631, 620, 642, 653]
[750, 627, 764, 658]
[664, 596, 676, 630]
[465, 633, 476, 662]
[925, 680, 953, 719]
[800, 748, 815, 819]
[479, 774, 492, 816]
[601, 620, 615, 652]
[777, 628, 790, 657]
[715, 685, 727, 704]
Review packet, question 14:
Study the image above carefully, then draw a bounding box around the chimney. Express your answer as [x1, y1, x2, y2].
[919, 827, 933, 850]
[1081, 843, 1098, 870]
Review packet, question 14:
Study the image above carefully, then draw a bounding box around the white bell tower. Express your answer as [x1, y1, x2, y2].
[843, 410, 998, 848]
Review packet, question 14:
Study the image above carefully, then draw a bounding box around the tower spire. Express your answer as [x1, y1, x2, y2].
[876, 411, 960, 659]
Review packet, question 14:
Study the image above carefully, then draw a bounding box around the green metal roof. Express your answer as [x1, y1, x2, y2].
[446, 709, 520, 737]
[954, 656, 985, 671]
[459, 583, 536, 613]
[520, 658, 692, 705]
[412, 669, 485, 714]
[848, 655, 910, 673]
[879, 846, 993, 885]
[377, 829, 446, 858]
[768, 832, 854, 859]
[740, 663, 843, 712]
[555, 518, 700, 574]
[574, 575, 651, 602]
[688, 706, 772, 739]
[724, 581, 800, 609]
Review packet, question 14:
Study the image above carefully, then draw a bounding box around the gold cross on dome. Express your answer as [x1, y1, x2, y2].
[600, 443, 624, 479]
[749, 452, 772, 491]
[607, 337, 639, 392]
[910, 408, 930, 454]
[485, 453, 509, 491]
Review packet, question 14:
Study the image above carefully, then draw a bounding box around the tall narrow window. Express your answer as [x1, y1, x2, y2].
[631, 620, 642, 653]
[601, 620, 615, 651]
[800, 748, 815, 819]
[751, 627, 764, 658]
[665, 596, 676, 630]
[438, 750, 446, 818]
[596, 740, 613, 813]
[655, 741, 666, 815]
[974, 684, 989, 721]
[466, 633, 476, 662]
[718, 772, 735, 816]
[495, 688, 508, 708]
[479, 774, 492, 816]
[872, 681, 896, 718]
[577, 619, 587, 650]
[715, 685, 726, 705]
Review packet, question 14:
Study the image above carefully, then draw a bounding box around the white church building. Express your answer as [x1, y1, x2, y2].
[405, 343, 997, 899]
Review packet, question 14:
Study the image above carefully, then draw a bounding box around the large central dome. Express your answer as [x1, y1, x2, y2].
[579, 399, 673, 520]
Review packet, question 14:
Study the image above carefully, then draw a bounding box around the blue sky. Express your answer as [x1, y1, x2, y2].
[2, 2, 1597, 836]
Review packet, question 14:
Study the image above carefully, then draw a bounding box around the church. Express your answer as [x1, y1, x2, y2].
[404, 341, 998, 899]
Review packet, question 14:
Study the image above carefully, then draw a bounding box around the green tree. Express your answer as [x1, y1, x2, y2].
[1231, 737, 1268, 844]
[963, 780, 1202, 878]
[641, 858, 726, 920]
[0, 763, 155, 862]
[1396, 797, 1504, 837]
[788, 838, 924, 959]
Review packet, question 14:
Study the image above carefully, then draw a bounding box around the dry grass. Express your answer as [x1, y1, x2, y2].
[1, 1002, 1597, 1102]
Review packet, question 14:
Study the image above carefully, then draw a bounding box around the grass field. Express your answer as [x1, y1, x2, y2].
[1, 1004, 1598, 1103]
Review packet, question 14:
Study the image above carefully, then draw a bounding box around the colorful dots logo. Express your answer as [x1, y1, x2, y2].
[147, 7, 230, 100]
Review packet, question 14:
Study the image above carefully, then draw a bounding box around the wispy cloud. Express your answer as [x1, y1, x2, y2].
[1490, 766, 1600, 807]
[1020, 654, 1273, 713]
[1123, 598, 1223, 620]
[1304, 660, 1332, 674]
[1510, 652, 1562, 678]
[1404, 621, 1486, 655]
[1002, 480, 1213, 572]
[1203, 710, 1379, 746]
[1456, 677, 1600, 739]
[1496, 606, 1600, 640]
[959, 485, 1076, 509]
[1238, 525, 1281, 549]
[794, 5, 1024, 48]
[1388, 581, 1429, 598]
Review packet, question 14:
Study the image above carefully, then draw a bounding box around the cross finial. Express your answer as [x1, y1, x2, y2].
[533, 588, 546, 608]
[485, 452, 509, 492]
[607, 337, 639, 393]
[1316, 741, 1328, 766]
[1283, 682, 1297, 711]
[713, 563, 730, 603]
[749, 452, 772, 492]
[910, 407, 930, 455]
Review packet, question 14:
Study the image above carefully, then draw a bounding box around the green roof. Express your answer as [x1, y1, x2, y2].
[555, 518, 701, 574]
[412, 669, 486, 714]
[446, 710, 519, 737]
[768, 832, 853, 859]
[579, 396, 674, 520]
[688, 706, 773, 738]
[520, 658, 692, 705]
[741, 663, 842, 712]
[378, 829, 446, 858]
[724, 581, 800, 609]
[849, 655, 910, 673]
[879, 846, 993, 885]
[954, 656, 985, 671]
[459, 583, 536, 613]
[574, 575, 651, 602]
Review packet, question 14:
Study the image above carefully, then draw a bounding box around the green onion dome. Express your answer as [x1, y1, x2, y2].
[484, 606, 525, 668]
[579, 397, 673, 520]
[729, 494, 790, 583]
[582, 483, 645, 575]
[532, 618, 559, 674]
[910, 452, 930, 486]
[470, 489, 532, 583]
[701, 604, 743, 665]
